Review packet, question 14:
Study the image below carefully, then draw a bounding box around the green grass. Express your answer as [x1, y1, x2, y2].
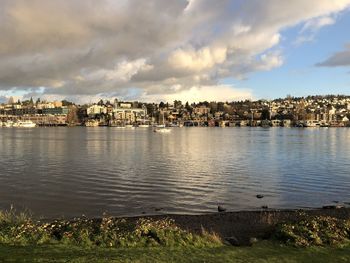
[0, 241, 350, 263]
[1, 209, 350, 262]
[0, 209, 222, 249]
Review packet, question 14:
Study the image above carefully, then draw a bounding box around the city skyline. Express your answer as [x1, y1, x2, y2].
[0, 1, 350, 104]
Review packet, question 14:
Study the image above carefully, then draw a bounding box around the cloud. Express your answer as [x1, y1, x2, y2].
[139, 84, 253, 103]
[301, 16, 336, 33]
[79, 59, 153, 83]
[316, 44, 350, 67]
[295, 15, 336, 45]
[168, 46, 227, 72]
[0, 0, 350, 102]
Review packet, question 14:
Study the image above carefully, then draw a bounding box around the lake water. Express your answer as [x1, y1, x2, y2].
[0, 127, 349, 218]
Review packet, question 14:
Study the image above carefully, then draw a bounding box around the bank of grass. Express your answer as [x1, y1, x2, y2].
[1, 242, 350, 262]
[1, 208, 350, 262]
[0, 208, 221, 248]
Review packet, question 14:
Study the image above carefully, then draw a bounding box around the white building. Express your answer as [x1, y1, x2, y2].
[87, 105, 107, 116]
[112, 100, 146, 123]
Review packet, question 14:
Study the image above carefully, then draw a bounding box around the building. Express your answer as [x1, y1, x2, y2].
[42, 107, 69, 115]
[87, 105, 107, 116]
[193, 106, 210, 115]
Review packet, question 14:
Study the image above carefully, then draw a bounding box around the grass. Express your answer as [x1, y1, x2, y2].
[1, 208, 350, 262]
[0, 208, 222, 248]
[0, 241, 350, 262]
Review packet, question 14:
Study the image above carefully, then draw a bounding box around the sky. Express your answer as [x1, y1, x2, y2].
[0, 0, 350, 104]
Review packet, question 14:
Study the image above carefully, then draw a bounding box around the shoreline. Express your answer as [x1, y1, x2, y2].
[1, 207, 350, 247]
[95, 208, 350, 245]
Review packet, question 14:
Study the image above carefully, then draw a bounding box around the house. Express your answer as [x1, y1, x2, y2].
[87, 105, 107, 116]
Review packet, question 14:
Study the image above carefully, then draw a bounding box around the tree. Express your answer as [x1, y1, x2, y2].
[145, 103, 155, 116]
[62, 100, 74, 106]
[261, 108, 270, 120]
[97, 99, 104, 106]
[67, 106, 79, 125]
[209, 102, 218, 113]
[185, 101, 193, 114]
[217, 102, 225, 112]
[174, 100, 182, 109]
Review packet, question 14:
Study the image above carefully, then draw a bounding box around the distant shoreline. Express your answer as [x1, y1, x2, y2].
[1, 125, 350, 128]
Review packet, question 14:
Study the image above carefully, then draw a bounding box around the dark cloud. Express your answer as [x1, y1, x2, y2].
[316, 44, 350, 67]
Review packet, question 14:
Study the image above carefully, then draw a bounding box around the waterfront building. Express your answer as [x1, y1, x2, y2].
[42, 107, 69, 115]
[87, 105, 107, 116]
[193, 106, 210, 115]
[113, 101, 146, 123]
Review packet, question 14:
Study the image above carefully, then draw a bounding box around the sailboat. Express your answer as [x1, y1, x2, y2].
[154, 111, 171, 133]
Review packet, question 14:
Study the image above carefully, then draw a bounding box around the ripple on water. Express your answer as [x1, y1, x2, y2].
[0, 127, 350, 218]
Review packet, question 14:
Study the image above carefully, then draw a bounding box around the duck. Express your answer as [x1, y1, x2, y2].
[218, 205, 227, 212]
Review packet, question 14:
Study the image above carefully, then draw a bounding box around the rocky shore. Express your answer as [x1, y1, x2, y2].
[118, 208, 350, 246]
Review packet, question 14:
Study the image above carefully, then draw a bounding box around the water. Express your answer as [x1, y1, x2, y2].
[0, 127, 349, 218]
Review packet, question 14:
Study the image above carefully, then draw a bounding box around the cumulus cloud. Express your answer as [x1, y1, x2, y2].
[317, 44, 350, 67]
[0, 0, 350, 102]
[168, 46, 227, 72]
[139, 85, 253, 103]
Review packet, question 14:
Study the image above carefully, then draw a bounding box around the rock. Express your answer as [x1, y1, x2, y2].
[249, 237, 258, 245]
[224, 236, 240, 246]
[261, 205, 268, 209]
[256, 194, 264, 199]
[218, 205, 226, 212]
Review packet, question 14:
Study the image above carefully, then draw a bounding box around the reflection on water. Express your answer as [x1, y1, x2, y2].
[0, 127, 349, 218]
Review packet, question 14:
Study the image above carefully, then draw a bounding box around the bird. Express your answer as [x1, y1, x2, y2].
[256, 194, 264, 199]
[218, 205, 226, 212]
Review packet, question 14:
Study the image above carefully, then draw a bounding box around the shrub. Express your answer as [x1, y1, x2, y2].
[275, 216, 350, 247]
[0, 209, 222, 248]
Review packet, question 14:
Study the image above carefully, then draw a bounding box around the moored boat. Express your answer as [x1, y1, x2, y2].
[153, 111, 171, 133]
[85, 120, 99, 127]
[154, 127, 171, 133]
[4, 120, 14, 127]
[17, 120, 36, 128]
[125, 124, 135, 129]
[138, 124, 150, 128]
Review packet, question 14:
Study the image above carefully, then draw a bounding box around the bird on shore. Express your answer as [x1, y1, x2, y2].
[218, 205, 226, 212]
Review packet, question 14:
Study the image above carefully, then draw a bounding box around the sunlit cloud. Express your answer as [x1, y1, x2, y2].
[0, 0, 350, 102]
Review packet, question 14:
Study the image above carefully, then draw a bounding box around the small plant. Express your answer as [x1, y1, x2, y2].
[0, 209, 222, 248]
[275, 216, 350, 247]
